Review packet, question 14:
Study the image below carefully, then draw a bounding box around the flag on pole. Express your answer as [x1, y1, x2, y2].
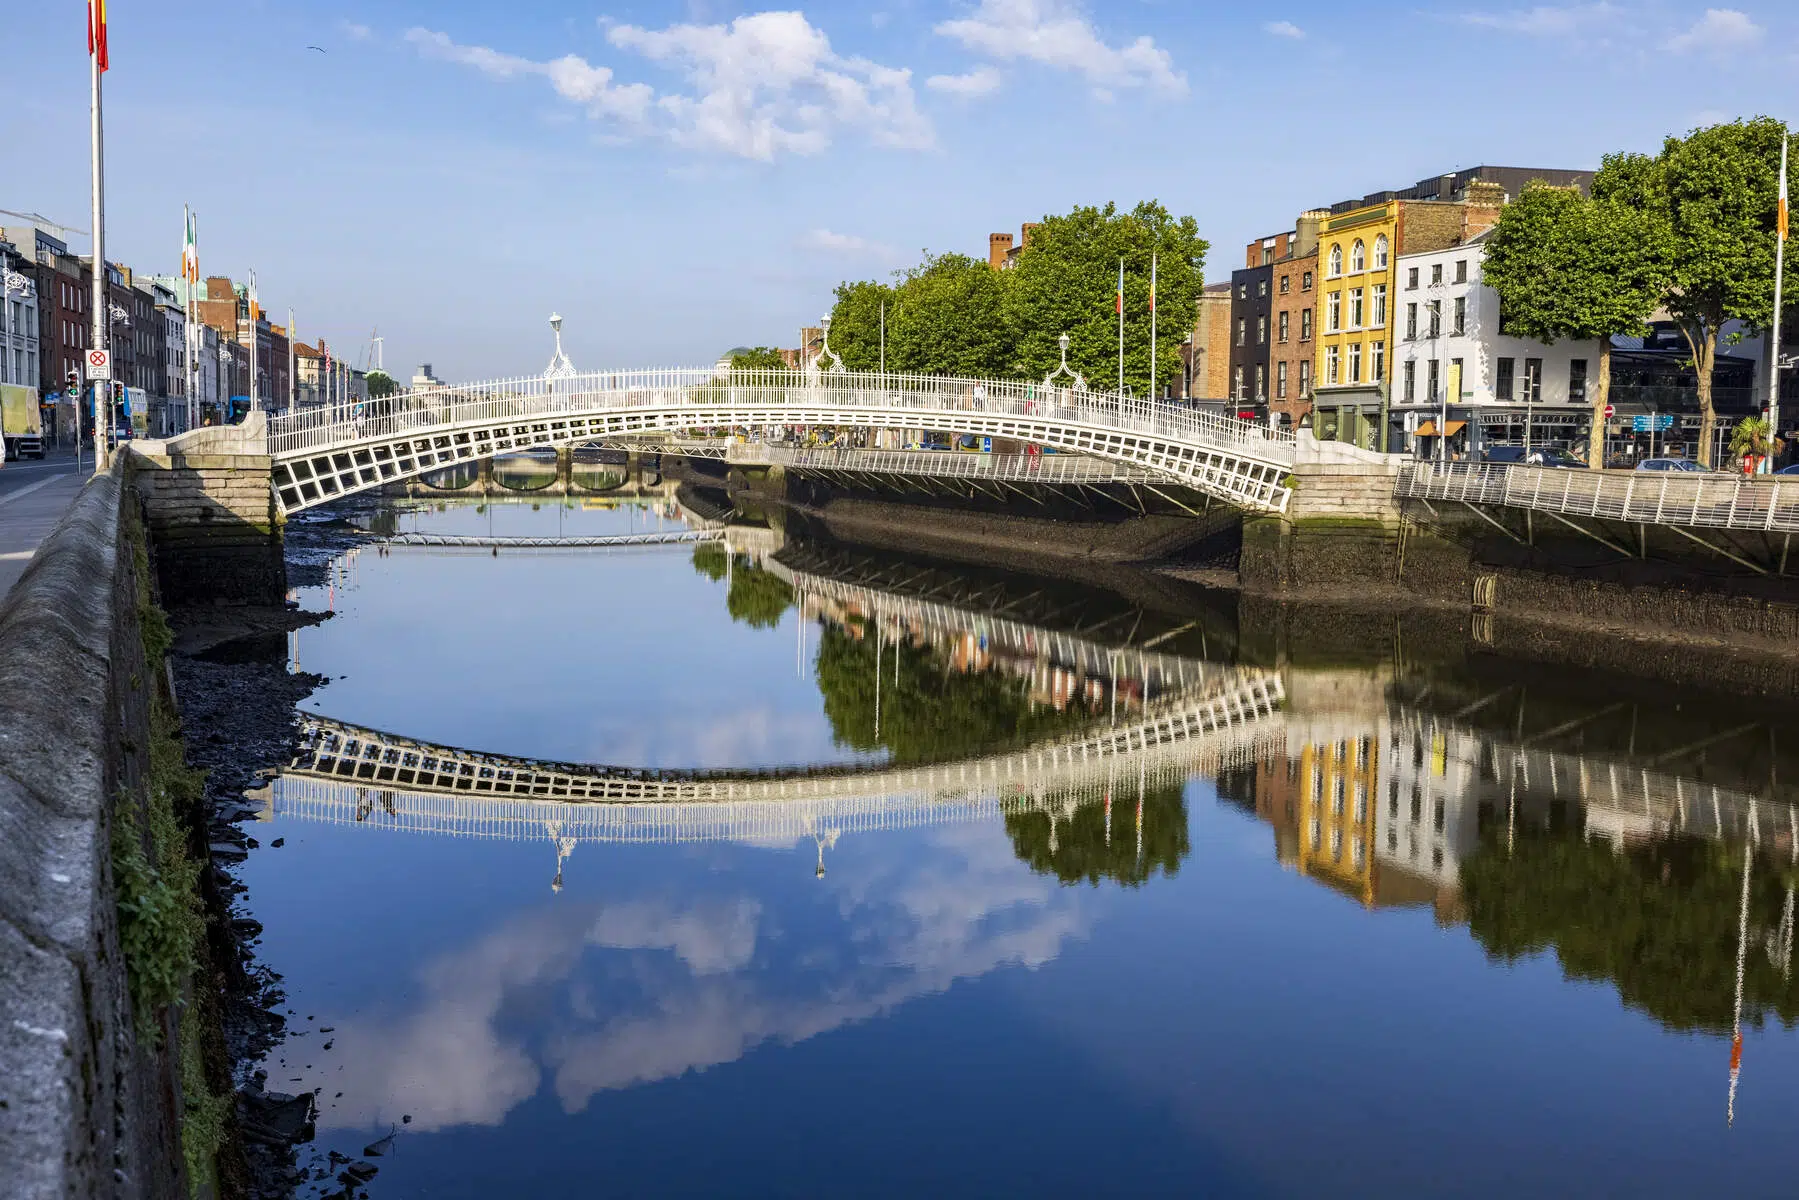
[88, 0, 109, 72]
[182, 209, 199, 284]
[1116, 260, 1124, 316]
[1149, 254, 1157, 313]
[1779, 169, 1789, 241]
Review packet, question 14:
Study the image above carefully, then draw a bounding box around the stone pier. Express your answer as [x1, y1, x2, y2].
[1241, 430, 1407, 592]
[129, 412, 287, 605]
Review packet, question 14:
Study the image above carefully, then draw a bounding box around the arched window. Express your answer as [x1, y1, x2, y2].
[1374, 234, 1389, 269]
[1328, 244, 1343, 277]
[1350, 240, 1366, 273]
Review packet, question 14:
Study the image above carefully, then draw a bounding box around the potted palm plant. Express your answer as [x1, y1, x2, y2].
[1728, 415, 1784, 475]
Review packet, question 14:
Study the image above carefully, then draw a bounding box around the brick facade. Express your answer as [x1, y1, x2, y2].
[1268, 249, 1319, 426]
[1192, 282, 1233, 400]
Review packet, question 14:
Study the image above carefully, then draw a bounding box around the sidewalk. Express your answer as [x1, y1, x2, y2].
[0, 449, 90, 601]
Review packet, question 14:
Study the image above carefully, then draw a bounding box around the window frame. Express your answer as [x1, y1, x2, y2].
[1328, 245, 1343, 278]
[1350, 240, 1366, 273]
[1374, 234, 1389, 270]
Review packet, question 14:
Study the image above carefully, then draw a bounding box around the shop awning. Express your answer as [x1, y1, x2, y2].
[1415, 420, 1466, 437]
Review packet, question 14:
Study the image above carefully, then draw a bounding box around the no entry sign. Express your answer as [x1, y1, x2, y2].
[86, 349, 112, 380]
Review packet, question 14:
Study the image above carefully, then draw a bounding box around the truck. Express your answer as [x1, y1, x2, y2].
[1, 383, 44, 460]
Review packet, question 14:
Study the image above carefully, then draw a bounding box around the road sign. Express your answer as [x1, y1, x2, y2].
[86, 349, 112, 380]
[1632, 414, 1674, 433]
[1604, 404, 1615, 418]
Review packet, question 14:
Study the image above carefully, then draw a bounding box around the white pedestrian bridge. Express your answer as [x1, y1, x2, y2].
[267, 368, 1296, 517]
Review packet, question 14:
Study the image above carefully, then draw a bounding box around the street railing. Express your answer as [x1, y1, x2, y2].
[726, 443, 1156, 483]
[266, 367, 1296, 465]
[1396, 461, 1799, 534]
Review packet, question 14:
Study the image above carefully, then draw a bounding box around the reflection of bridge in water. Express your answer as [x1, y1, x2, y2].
[265, 669, 1286, 888]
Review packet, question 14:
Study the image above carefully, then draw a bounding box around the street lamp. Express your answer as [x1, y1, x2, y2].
[544, 312, 575, 380]
[810, 314, 843, 374]
[1043, 332, 1086, 390]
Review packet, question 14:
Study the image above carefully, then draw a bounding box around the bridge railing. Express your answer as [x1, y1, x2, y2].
[267, 368, 1296, 463]
[1396, 461, 1799, 534]
[727, 444, 1155, 483]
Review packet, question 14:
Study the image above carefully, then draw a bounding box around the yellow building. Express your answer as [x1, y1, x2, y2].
[1294, 734, 1381, 906]
[1312, 203, 1398, 451]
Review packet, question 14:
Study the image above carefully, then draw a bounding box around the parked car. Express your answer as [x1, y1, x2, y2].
[1483, 446, 1585, 468]
[1776, 464, 1799, 476]
[1635, 457, 1709, 472]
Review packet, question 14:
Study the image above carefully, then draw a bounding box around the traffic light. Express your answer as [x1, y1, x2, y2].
[64, 369, 79, 398]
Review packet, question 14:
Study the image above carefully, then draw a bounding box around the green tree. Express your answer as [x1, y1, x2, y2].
[885, 252, 1013, 377]
[726, 562, 793, 628]
[1482, 183, 1666, 469]
[1728, 414, 1783, 468]
[1002, 201, 1208, 397]
[691, 541, 728, 581]
[1004, 783, 1190, 887]
[1595, 118, 1799, 466]
[824, 280, 896, 371]
[813, 624, 1091, 763]
[1461, 821, 1799, 1032]
[729, 346, 788, 370]
[365, 369, 396, 399]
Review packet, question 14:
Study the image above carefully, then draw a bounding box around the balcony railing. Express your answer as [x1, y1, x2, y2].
[1396, 461, 1799, 534]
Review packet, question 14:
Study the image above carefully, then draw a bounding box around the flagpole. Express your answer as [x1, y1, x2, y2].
[288, 308, 296, 412]
[88, 6, 108, 473]
[1769, 125, 1789, 473]
[247, 270, 258, 418]
[1150, 252, 1158, 402]
[1117, 257, 1124, 395]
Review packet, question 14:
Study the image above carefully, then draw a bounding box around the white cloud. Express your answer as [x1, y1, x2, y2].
[796, 228, 897, 257]
[1262, 20, 1305, 39]
[926, 66, 1004, 97]
[1666, 8, 1762, 52]
[338, 20, 373, 42]
[1458, 3, 1620, 36]
[935, 0, 1185, 96]
[404, 13, 931, 162]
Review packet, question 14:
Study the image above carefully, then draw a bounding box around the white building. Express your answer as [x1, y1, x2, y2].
[1, 244, 40, 396]
[1393, 232, 1602, 455]
[1374, 715, 1485, 891]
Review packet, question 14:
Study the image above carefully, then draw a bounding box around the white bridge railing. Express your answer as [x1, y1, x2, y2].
[1396, 462, 1799, 534]
[727, 443, 1155, 483]
[267, 367, 1295, 464]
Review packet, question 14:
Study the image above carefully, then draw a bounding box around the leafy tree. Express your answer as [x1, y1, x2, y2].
[1594, 118, 1799, 465]
[1002, 201, 1208, 397]
[729, 346, 788, 370]
[691, 541, 728, 581]
[813, 624, 1091, 763]
[1461, 821, 1799, 1033]
[365, 369, 396, 399]
[1482, 184, 1665, 469]
[726, 561, 793, 628]
[824, 280, 896, 372]
[1004, 783, 1190, 887]
[885, 252, 1013, 377]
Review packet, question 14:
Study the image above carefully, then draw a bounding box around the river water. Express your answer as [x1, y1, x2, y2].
[231, 489, 1799, 1198]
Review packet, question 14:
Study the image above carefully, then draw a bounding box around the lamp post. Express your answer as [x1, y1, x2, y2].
[1043, 331, 1086, 391]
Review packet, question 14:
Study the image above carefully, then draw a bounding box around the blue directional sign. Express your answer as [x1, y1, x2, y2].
[1632, 414, 1675, 432]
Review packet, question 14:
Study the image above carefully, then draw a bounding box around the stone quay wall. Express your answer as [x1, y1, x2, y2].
[131, 413, 285, 606]
[0, 463, 185, 1199]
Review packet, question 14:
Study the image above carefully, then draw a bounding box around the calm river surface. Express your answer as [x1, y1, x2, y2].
[236, 492, 1799, 1198]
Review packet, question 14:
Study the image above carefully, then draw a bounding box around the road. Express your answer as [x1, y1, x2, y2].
[0, 450, 89, 601]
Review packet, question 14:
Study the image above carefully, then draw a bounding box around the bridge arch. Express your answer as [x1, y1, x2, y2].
[268, 369, 1295, 516]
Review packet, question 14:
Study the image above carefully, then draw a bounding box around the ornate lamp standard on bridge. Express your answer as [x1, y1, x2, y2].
[544, 312, 576, 380]
[1043, 332, 1087, 391]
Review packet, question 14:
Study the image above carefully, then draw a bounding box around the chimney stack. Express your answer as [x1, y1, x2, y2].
[988, 232, 1014, 271]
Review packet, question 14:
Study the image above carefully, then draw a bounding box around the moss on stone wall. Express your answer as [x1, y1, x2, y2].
[115, 498, 228, 1197]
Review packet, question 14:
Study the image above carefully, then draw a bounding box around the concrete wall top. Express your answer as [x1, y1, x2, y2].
[1294, 428, 1407, 470]
[135, 408, 267, 457]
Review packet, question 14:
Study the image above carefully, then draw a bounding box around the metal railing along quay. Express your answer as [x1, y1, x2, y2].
[1395, 461, 1799, 535]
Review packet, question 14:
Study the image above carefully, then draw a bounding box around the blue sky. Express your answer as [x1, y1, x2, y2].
[10, 2, 1798, 379]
